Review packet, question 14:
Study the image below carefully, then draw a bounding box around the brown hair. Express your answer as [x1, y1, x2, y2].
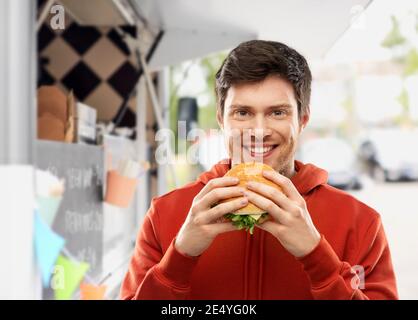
[215, 40, 312, 120]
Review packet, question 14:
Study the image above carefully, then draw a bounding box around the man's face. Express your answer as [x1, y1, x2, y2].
[217, 76, 309, 175]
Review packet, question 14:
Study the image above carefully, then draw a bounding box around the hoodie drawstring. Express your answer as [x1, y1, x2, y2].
[243, 232, 250, 299]
[257, 230, 265, 299]
[244, 230, 265, 299]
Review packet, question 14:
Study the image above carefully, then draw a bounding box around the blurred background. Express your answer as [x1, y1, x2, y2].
[167, 0, 418, 299]
[0, 0, 417, 299]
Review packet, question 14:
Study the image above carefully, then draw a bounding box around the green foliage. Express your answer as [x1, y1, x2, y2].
[381, 16, 406, 48]
[168, 52, 228, 149]
[404, 48, 418, 76]
[395, 87, 411, 126]
[196, 53, 228, 129]
[198, 105, 220, 130]
[381, 11, 418, 126]
[416, 13, 418, 33]
[397, 87, 409, 110]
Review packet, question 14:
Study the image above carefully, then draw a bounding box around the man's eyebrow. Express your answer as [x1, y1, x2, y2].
[229, 104, 252, 109]
[229, 103, 293, 110]
[227, 105, 251, 113]
[265, 104, 293, 111]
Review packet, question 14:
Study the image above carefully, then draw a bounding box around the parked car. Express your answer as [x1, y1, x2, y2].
[298, 137, 362, 190]
[359, 129, 418, 182]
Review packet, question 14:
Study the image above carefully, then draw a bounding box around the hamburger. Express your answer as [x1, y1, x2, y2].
[219, 162, 283, 234]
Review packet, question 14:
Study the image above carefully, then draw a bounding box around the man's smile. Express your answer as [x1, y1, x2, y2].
[243, 144, 279, 159]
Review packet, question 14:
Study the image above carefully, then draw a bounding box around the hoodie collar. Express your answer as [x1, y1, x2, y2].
[198, 158, 328, 196]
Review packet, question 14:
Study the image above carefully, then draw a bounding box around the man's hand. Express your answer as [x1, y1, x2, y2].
[244, 170, 321, 258]
[175, 176, 248, 257]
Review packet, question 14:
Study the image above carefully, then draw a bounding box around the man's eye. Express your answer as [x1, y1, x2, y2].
[271, 110, 286, 117]
[235, 110, 249, 117]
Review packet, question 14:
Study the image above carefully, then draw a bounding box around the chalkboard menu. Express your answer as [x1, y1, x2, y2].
[36, 140, 104, 284]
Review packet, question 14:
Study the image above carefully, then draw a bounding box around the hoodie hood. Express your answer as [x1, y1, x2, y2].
[198, 158, 328, 196]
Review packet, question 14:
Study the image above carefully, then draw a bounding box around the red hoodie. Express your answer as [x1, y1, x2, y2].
[120, 159, 398, 300]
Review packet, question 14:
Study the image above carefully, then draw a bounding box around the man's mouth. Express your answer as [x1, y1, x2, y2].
[243, 144, 279, 158]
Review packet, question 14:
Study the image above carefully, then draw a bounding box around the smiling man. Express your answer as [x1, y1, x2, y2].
[120, 40, 398, 300]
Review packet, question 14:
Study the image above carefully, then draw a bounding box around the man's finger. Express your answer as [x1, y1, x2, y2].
[195, 176, 239, 201]
[206, 221, 239, 236]
[202, 197, 248, 224]
[196, 186, 245, 211]
[256, 220, 283, 237]
[244, 190, 289, 225]
[262, 170, 303, 202]
[246, 180, 294, 211]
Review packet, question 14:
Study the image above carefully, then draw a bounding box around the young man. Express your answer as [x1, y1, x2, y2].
[120, 40, 398, 299]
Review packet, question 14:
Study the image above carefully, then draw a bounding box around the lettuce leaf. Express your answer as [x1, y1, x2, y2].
[224, 213, 268, 234]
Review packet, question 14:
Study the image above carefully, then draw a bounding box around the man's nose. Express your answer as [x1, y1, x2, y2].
[248, 115, 272, 139]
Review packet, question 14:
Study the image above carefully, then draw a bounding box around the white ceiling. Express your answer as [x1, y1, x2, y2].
[134, 0, 372, 68]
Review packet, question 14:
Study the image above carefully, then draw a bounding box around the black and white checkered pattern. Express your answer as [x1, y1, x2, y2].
[38, 0, 139, 125]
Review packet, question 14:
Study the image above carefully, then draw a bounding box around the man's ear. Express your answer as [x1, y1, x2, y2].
[216, 109, 224, 130]
[300, 107, 310, 132]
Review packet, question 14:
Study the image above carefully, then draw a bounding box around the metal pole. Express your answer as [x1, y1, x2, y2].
[138, 50, 180, 188]
[115, 27, 179, 188]
[36, 0, 54, 32]
[0, 0, 38, 299]
[157, 68, 171, 196]
[0, 0, 36, 165]
[136, 77, 149, 224]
